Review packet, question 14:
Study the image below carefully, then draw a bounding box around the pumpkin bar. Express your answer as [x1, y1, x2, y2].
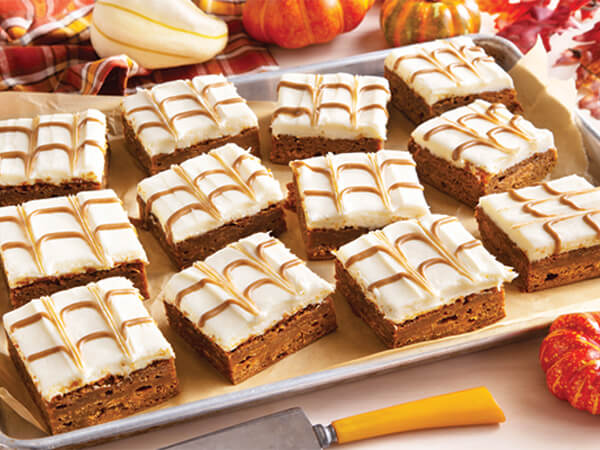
[476, 175, 600, 292]
[122, 74, 259, 175]
[408, 100, 557, 207]
[384, 36, 521, 124]
[3, 277, 178, 434]
[0, 189, 149, 308]
[287, 150, 429, 260]
[334, 214, 516, 348]
[161, 232, 337, 384]
[269, 72, 391, 164]
[0, 109, 108, 206]
[137, 143, 285, 269]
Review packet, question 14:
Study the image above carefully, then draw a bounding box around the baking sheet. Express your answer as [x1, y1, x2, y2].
[1, 36, 599, 447]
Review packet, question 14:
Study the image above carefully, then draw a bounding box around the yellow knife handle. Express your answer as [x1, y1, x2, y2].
[331, 386, 505, 444]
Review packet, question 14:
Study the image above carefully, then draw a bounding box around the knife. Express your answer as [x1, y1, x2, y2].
[161, 386, 505, 449]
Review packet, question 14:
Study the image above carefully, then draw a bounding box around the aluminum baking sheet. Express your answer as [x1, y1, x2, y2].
[1, 34, 598, 449]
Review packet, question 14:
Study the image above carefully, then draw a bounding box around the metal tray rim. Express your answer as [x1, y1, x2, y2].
[1, 33, 595, 449]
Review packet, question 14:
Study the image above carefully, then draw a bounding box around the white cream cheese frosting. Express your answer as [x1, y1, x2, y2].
[271, 72, 390, 140]
[384, 36, 514, 105]
[290, 150, 429, 230]
[121, 74, 258, 157]
[478, 175, 600, 262]
[0, 109, 107, 186]
[3, 277, 174, 401]
[411, 99, 556, 174]
[0, 189, 148, 288]
[137, 144, 284, 244]
[161, 232, 335, 352]
[335, 214, 516, 324]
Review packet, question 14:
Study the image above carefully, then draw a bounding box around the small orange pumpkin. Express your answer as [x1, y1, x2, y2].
[380, 0, 481, 47]
[242, 0, 375, 49]
[540, 313, 600, 415]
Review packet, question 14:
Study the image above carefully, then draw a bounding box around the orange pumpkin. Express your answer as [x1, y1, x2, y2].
[242, 0, 375, 49]
[540, 313, 600, 415]
[380, 0, 481, 47]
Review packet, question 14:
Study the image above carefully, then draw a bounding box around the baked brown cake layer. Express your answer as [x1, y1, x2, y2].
[5, 261, 149, 309]
[269, 133, 383, 164]
[384, 67, 522, 125]
[335, 259, 506, 348]
[122, 115, 260, 175]
[476, 207, 600, 292]
[407, 138, 558, 208]
[164, 296, 337, 384]
[0, 143, 111, 207]
[8, 339, 178, 435]
[138, 196, 287, 269]
[286, 181, 367, 260]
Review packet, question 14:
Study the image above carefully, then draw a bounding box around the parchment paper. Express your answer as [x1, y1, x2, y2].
[1, 41, 598, 439]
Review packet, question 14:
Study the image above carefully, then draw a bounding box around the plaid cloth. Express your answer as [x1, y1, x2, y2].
[0, 0, 278, 95]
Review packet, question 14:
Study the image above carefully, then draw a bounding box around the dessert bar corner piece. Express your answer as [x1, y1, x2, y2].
[288, 150, 429, 260]
[408, 99, 558, 207]
[270, 72, 391, 164]
[3, 277, 178, 435]
[476, 175, 600, 292]
[384, 36, 521, 124]
[0, 109, 109, 207]
[137, 143, 286, 269]
[121, 74, 259, 175]
[334, 214, 516, 348]
[161, 232, 337, 384]
[0, 189, 149, 308]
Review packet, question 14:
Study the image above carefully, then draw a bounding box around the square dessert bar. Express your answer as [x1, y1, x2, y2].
[384, 36, 522, 124]
[161, 232, 336, 384]
[477, 175, 600, 292]
[4, 277, 178, 434]
[0, 189, 149, 308]
[334, 214, 515, 348]
[122, 74, 259, 175]
[137, 143, 286, 269]
[408, 100, 558, 207]
[288, 150, 429, 259]
[0, 109, 108, 206]
[270, 72, 391, 164]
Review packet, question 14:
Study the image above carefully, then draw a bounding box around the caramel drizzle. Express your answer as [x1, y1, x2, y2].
[274, 74, 388, 128]
[343, 217, 479, 294]
[175, 239, 302, 327]
[508, 184, 600, 254]
[120, 317, 154, 336]
[0, 115, 106, 178]
[0, 194, 124, 274]
[291, 154, 421, 215]
[146, 150, 264, 243]
[393, 42, 493, 85]
[423, 103, 532, 161]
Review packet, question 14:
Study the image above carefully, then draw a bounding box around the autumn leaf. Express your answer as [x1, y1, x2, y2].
[557, 21, 600, 119]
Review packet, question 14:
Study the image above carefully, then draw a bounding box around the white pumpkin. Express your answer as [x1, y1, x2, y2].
[90, 0, 228, 69]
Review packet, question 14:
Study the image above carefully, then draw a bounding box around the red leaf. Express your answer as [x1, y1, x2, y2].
[497, 3, 583, 53]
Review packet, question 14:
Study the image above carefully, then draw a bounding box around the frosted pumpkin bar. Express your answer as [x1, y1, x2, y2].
[287, 150, 429, 259]
[137, 143, 285, 269]
[161, 232, 337, 384]
[384, 36, 521, 124]
[269, 72, 391, 164]
[3, 277, 178, 434]
[476, 175, 600, 292]
[121, 74, 259, 175]
[0, 109, 108, 206]
[334, 214, 516, 348]
[407, 100, 557, 207]
[0, 189, 149, 308]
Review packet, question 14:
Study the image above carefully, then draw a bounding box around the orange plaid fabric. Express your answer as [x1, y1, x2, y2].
[0, 0, 277, 95]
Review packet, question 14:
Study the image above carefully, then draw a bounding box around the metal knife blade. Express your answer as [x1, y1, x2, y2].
[160, 408, 326, 450]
